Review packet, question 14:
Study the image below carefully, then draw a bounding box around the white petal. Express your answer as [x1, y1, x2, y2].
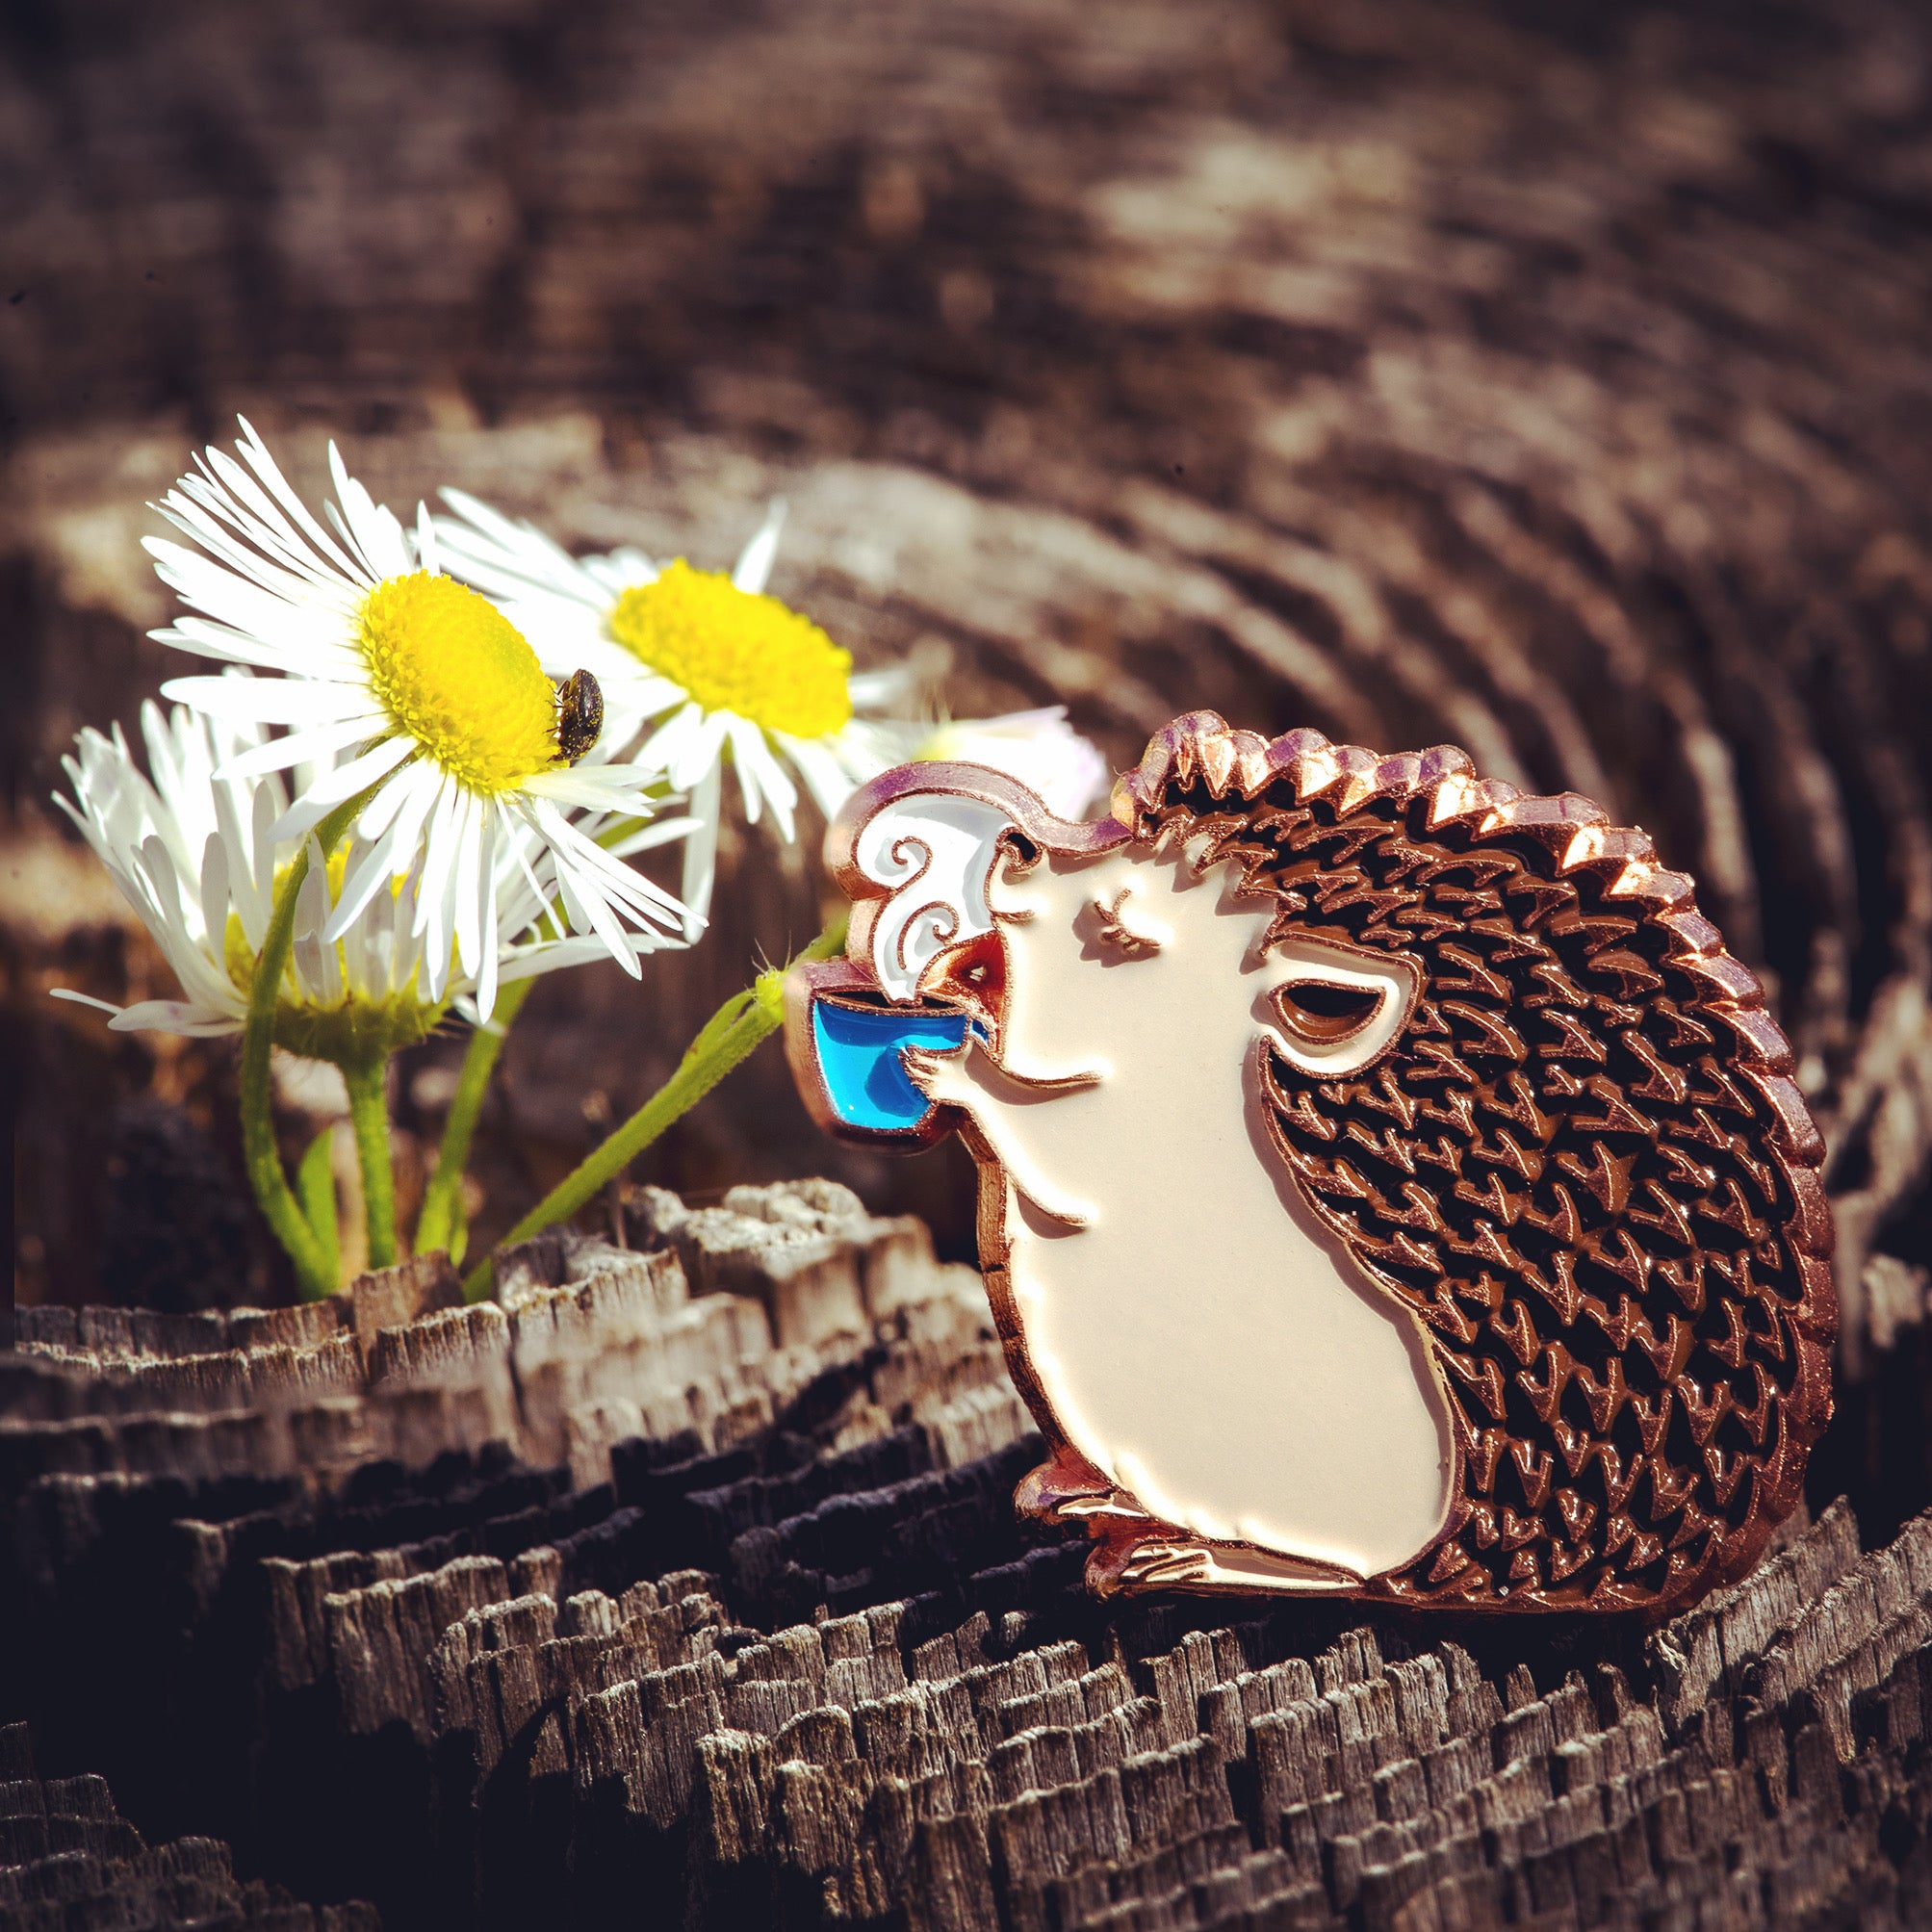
[639, 703, 705, 775]
[296, 854, 342, 1003]
[198, 834, 230, 959]
[292, 845, 326, 944]
[731, 719, 798, 840]
[162, 675, 374, 725]
[219, 716, 386, 782]
[519, 764, 663, 814]
[234, 416, 371, 582]
[679, 768, 722, 937]
[193, 446, 355, 595]
[416, 780, 464, 998]
[270, 732, 414, 837]
[780, 734, 862, 820]
[666, 710, 731, 792]
[451, 788, 484, 977]
[328, 443, 409, 582]
[502, 830, 555, 937]
[245, 783, 278, 948]
[324, 782, 427, 940]
[147, 611, 322, 674]
[146, 517, 330, 624]
[144, 537, 362, 656]
[105, 998, 243, 1038]
[604, 813, 698, 860]
[136, 833, 184, 921]
[414, 501, 440, 578]
[522, 797, 687, 936]
[731, 500, 786, 596]
[557, 857, 642, 976]
[50, 988, 126, 1017]
[436, 488, 615, 611]
[497, 930, 680, 985]
[473, 808, 502, 1021]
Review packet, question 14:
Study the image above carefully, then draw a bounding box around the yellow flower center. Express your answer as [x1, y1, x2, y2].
[606, 560, 853, 739]
[357, 573, 559, 793]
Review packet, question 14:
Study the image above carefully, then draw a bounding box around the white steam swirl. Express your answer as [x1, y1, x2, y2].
[852, 792, 1018, 1001]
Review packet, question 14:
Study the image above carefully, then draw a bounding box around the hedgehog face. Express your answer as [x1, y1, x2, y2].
[971, 836, 1426, 1102]
[906, 831, 1427, 1233]
[791, 775, 1422, 1162]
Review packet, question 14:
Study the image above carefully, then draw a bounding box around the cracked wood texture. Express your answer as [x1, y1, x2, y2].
[6, 0, 1932, 1924]
[5, 1192, 1932, 1929]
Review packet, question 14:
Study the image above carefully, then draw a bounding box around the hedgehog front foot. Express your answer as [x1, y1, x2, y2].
[1021, 1450, 1367, 1596]
[1085, 1534, 1213, 1595]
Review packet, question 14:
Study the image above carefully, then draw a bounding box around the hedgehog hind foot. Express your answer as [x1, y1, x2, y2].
[1019, 1450, 1368, 1597]
[1085, 1527, 1364, 1599]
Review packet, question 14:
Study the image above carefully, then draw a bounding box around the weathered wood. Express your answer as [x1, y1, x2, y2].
[0, 1722, 378, 1928]
[11, 1196, 1932, 1926]
[4, 1181, 998, 1498]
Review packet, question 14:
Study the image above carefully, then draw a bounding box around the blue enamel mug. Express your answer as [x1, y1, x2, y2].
[805, 991, 983, 1137]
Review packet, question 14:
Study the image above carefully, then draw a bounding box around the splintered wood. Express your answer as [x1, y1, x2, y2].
[7, 1185, 1932, 1927]
[0, 1722, 375, 1929]
[6, 1183, 1017, 1498]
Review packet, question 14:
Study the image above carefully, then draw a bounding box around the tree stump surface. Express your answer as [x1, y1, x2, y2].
[7, 0, 1932, 1922]
[3, 1183, 1932, 1928]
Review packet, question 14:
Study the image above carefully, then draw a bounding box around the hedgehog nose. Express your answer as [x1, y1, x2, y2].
[917, 930, 1006, 1026]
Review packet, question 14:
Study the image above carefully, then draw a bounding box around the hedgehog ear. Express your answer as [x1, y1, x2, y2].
[1258, 939, 1420, 1078]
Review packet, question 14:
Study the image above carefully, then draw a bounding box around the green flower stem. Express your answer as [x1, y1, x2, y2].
[239, 788, 379, 1301]
[418, 806, 671, 1260]
[343, 1052, 399, 1270]
[462, 914, 848, 1301]
[415, 975, 535, 1261]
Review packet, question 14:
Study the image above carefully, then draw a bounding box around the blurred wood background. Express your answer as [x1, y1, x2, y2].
[5, 0, 1930, 1332]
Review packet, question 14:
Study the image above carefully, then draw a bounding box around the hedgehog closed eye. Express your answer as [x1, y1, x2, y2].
[1273, 979, 1386, 1045]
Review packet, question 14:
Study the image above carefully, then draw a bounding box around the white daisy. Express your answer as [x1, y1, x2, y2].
[51, 700, 692, 1051]
[146, 420, 690, 1016]
[434, 491, 905, 937]
[893, 707, 1111, 820]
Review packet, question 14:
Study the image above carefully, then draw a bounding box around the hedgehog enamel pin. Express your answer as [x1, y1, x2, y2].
[785, 714, 1835, 1614]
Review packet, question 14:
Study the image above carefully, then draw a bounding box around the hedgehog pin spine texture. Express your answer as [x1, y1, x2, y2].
[785, 712, 1835, 1615]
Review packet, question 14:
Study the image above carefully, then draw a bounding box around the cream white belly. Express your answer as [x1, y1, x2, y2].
[917, 837, 1457, 1582]
[1003, 1116, 1454, 1581]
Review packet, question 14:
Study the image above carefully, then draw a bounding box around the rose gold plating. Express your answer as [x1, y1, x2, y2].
[795, 715, 1835, 1615]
